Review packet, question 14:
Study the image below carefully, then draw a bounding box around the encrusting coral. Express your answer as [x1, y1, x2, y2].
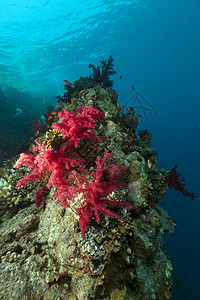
[0, 57, 195, 299]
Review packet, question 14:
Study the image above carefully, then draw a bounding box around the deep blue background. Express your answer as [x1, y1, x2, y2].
[0, 1, 199, 298]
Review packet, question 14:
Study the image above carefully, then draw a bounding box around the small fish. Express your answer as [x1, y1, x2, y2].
[167, 217, 178, 227]
[128, 132, 136, 141]
[126, 128, 130, 133]
[72, 91, 78, 97]
[99, 61, 106, 68]
[34, 130, 40, 137]
[127, 137, 133, 142]
[56, 104, 63, 108]
[51, 111, 57, 115]
[56, 95, 61, 99]
[147, 159, 153, 171]
[48, 116, 53, 120]
[119, 75, 122, 79]
[117, 103, 121, 109]
[130, 85, 134, 91]
[117, 122, 121, 126]
[63, 80, 72, 85]
[93, 147, 100, 155]
[71, 98, 75, 107]
[121, 106, 125, 114]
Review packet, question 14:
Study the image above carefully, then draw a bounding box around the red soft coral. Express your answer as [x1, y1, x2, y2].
[72, 150, 133, 238]
[52, 105, 105, 148]
[14, 141, 54, 188]
[165, 166, 196, 200]
[14, 105, 132, 238]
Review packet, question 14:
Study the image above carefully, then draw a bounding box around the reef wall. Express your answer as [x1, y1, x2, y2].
[0, 81, 174, 299]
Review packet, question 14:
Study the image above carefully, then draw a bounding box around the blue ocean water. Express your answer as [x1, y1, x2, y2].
[0, 0, 199, 298]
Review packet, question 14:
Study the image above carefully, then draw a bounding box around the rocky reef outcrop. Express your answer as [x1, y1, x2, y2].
[0, 81, 174, 300]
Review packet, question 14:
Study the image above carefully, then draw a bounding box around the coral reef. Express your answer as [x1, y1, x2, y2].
[0, 59, 194, 299]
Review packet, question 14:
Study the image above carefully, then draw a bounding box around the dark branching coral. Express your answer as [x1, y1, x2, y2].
[88, 55, 117, 87]
[165, 165, 196, 200]
[55, 56, 117, 104]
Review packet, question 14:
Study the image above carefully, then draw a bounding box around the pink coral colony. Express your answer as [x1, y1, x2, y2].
[14, 105, 132, 238]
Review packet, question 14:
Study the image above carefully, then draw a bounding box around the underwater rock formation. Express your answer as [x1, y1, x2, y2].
[0, 72, 177, 299]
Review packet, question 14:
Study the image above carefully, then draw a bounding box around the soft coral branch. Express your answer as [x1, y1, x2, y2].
[14, 105, 132, 238]
[165, 165, 196, 200]
[73, 150, 132, 238]
[52, 105, 105, 148]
